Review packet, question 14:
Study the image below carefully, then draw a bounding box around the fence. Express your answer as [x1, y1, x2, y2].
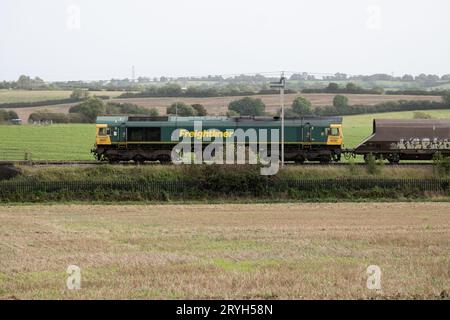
[0, 180, 184, 195]
[276, 178, 450, 192]
[0, 149, 32, 161]
[0, 178, 449, 200]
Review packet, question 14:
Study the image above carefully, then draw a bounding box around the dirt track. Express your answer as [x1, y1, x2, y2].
[1, 203, 448, 299]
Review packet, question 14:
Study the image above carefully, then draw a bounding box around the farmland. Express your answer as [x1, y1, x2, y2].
[4, 92, 443, 122]
[0, 124, 95, 160]
[1, 109, 450, 161]
[0, 90, 124, 104]
[0, 203, 448, 299]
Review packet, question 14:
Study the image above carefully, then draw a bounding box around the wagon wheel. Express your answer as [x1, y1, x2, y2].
[387, 153, 400, 164]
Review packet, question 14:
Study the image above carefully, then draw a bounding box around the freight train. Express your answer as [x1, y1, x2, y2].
[92, 115, 450, 164]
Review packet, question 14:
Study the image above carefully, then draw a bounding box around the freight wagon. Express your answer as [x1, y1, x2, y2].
[353, 119, 450, 163]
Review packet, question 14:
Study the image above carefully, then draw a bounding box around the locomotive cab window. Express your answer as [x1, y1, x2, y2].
[325, 128, 340, 136]
[98, 128, 111, 136]
[329, 128, 339, 136]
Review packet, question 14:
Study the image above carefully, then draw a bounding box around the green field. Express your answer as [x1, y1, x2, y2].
[1, 109, 450, 160]
[0, 90, 124, 104]
[0, 124, 95, 160]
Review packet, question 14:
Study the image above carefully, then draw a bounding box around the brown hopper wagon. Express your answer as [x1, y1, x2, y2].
[353, 119, 450, 163]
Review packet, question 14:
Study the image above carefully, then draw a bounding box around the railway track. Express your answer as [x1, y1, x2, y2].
[0, 160, 436, 167]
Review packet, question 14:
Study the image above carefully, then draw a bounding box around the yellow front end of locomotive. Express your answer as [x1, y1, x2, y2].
[326, 124, 343, 146]
[96, 124, 112, 145]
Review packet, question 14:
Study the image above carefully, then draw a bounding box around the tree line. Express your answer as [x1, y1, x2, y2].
[24, 89, 450, 123]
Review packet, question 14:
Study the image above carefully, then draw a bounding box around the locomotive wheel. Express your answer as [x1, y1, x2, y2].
[158, 154, 172, 164]
[319, 156, 331, 164]
[133, 155, 145, 164]
[295, 156, 305, 164]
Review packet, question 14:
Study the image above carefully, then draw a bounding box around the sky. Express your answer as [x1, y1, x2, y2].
[0, 0, 449, 81]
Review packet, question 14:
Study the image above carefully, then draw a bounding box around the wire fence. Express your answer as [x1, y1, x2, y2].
[0, 178, 449, 197]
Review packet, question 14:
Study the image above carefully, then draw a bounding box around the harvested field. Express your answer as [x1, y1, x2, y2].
[112, 93, 442, 115]
[0, 203, 448, 299]
[8, 93, 443, 122]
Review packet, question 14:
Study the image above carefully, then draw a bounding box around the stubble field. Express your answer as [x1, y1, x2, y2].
[0, 203, 448, 299]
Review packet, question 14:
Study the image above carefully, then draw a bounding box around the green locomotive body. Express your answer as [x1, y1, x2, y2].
[93, 115, 343, 163]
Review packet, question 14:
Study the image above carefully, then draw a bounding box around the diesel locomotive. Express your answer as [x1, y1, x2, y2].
[92, 115, 343, 163]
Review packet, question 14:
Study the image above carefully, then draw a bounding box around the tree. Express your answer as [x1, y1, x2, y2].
[291, 96, 312, 115]
[191, 104, 207, 116]
[228, 97, 265, 116]
[443, 91, 450, 106]
[71, 97, 105, 122]
[166, 102, 196, 116]
[16, 75, 32, 90]
[345, 82, 358, 92]
[70, 88, 84, 99]
[333, 95, 349, 113]
[326, 82, 339, 92]
[402, 74, 414, 81]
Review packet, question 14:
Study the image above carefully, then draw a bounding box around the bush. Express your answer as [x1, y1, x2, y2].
[148, 108, 159, 116]
[433, 152, 450, 175]
[365, 154, 383, 175]
[228, 97, 265, 116]
[0, 165, 21, 181]
[0, 98, 82, 109]
[277, 108, 299, 118]
[166, 102, 196, 116]
[314, 99, 446, 116]
[66, 113, 90, 123]
[226, 110, 240, 117]
[301, 83, 381, 95]
[191, 104, 207, 116]
[386, 89, 448, 96]
[0, 110, 19, 122]
[413, 111, 432, 119]
[105, 102, 148, 115]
